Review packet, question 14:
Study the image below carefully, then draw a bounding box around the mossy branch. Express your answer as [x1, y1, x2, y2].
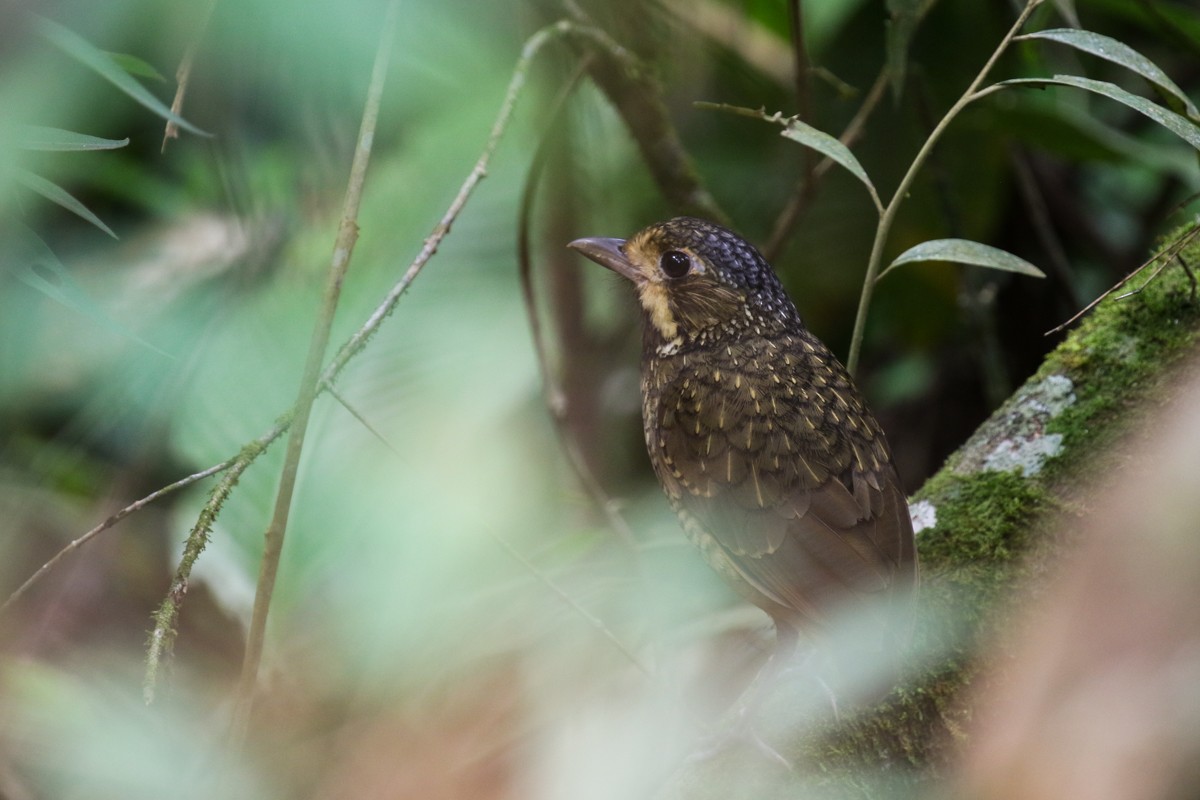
[143, 423, 285, 703]
[653, 224, 1200, 796]
[797, 226, 1200, 789]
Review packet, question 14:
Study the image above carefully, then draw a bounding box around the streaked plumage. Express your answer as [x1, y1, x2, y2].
[569, 217, 917, 682]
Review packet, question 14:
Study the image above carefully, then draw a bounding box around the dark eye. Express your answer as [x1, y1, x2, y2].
[660, 250, 691, 278]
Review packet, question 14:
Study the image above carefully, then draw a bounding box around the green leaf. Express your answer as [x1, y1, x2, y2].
[881, 238, 1046, 280]
[780, 119, 881, 211]
[3, 225, 171, 356]
[1016, 29, 1199, 119]
[15, 125, 129, 152]
[997, 75, 1200, 151]
[106, 51, 167, 82]
[36, 17, 209, 137]
[15, 169, 118, 238]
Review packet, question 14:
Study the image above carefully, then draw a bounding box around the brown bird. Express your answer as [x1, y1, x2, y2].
[569, 216, 918, 700]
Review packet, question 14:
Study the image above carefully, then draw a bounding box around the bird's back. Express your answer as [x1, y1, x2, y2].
[642, 325, 917, 643]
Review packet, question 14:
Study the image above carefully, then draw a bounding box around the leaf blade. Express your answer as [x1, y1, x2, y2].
[883, 238, 1046, 279]
[36, 17, 210, 137]
[996, 75, 1200, 151]
[3, 224, 171, 356]
[780, 119, 881, 211]
[15, 169, 119, 239]
[1016, 28, 1199, 119]
[15, 125, 129, 152]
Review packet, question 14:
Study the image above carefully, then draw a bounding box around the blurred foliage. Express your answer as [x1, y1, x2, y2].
[0, 0, 1197, 797]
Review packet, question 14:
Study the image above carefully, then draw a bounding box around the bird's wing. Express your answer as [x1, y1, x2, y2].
[652, 337, 916, 625]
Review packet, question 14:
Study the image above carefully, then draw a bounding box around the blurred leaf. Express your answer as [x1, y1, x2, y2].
[882, 238, 1046, 279]
[35, 17, 209, 137]
[1082, 0, 1200, 53]
[15, 169, 118, 238]
[781, 118, 880, 209]
[2, 224, 171, 356]
[870, 350, 937, 405]
[885, 0, 922, 99]
[14, 126, 129, 151]
[997, 75, 1200, 151]
[1050, 0, 1080, 28]
[985, 101, 1198, 178]
[6, 663, 271, 800]
[105, 51, 167, 82]
[806, 0, 878, 52]
[1016, 28, 1199, 119]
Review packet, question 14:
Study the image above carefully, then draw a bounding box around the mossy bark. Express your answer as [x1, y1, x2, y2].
[666, 226, 1200, 797]
[819, 225, 1200, 793]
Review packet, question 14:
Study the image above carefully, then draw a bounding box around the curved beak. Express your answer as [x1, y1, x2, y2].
[567, 237, 640, 283]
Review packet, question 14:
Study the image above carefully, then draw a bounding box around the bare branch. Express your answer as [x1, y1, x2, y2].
[1, 460, 233, 616]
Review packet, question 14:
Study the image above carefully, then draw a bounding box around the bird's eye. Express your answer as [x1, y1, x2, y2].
[660, 250, 691, 278]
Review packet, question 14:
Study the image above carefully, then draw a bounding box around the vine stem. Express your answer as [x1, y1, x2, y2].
[845, 0, 1044, 375]
[226, 0, 400, 747]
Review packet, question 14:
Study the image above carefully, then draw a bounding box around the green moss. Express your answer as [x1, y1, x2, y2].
[917, 471, 1049, 566]
[770, 225, 1200, 792]
[1037, 227, 1200, 485]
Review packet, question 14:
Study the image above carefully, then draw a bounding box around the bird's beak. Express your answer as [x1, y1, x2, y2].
[567, 237, 641, 283]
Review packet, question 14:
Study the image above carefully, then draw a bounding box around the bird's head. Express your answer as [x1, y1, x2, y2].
[568, 216, 799, 350]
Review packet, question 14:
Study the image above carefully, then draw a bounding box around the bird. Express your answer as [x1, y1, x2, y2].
[568, 216, 918, 705]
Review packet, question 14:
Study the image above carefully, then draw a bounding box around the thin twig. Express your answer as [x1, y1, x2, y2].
[226, 0, 399, 744]
[0, 460, 233, 616]
[1046, 224, 1200, 334]
[559, 6, 730, 224]
[516, 61, 640, 549]
[763, 67, 890, 261]
[518, 64, 585, 419]
[1178, 253, 1198, 301]
[326, 384, 405, 460]
[777, 0, 825, 261]
[694, 100, 884, 215]
[1010, 147, 1081, 310]
[17, 12, 577, 701]
[1115, 258, 1172, 300]
[152, 18, 573, 703]
[846, 0, 1045, 375]
[787, 0, 810, 121]
[162, 0, 218, 152]
[320, 19, 578, 386]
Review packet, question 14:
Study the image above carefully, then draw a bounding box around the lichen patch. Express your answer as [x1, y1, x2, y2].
[955, 374, 1077, 477]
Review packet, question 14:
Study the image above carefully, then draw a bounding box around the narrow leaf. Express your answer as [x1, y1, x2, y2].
[15, 169, 118, 238]
[36, 17, 209, 137]
[781, 119, 881, 211]
[882, 238, 1046, 280]
[3, 225, 171, 356]
[1016, 29, 1199, 119]
[106, 51, 167, 82]
[997, 75, 1200, 151]
[15, 125, 129, 152]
